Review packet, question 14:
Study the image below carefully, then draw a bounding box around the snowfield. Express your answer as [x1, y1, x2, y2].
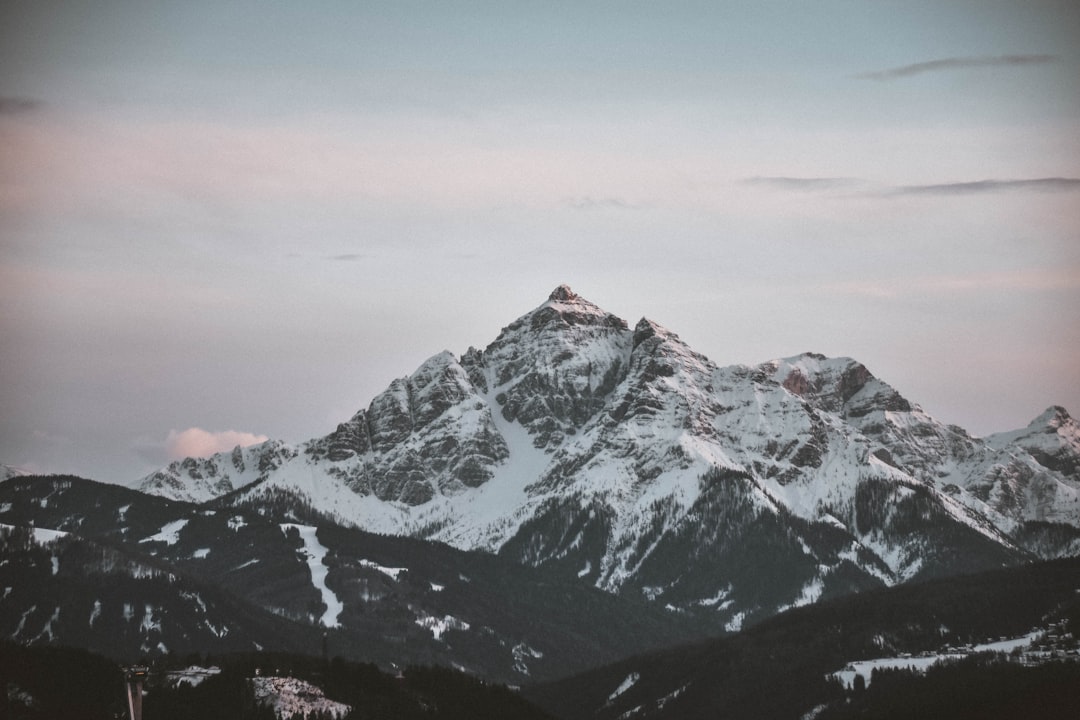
[832, 631, 1043, 689]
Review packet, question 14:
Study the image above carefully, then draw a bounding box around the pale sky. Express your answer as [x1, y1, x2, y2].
[2, 1, 1079, 484]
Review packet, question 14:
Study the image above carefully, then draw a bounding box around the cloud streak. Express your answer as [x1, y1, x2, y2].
[0, 96, 41, 115]
[743, 177, 862, 192]
[567, 196, 647, 210]
[857, 54, 1057, 80]
[823, 267, 1080, 300]
[747, 175, 1080, 197]
[893, 178, 1080, 196]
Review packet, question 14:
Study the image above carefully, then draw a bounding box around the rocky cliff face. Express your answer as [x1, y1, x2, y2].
[480, 284, 632, 449]
[139, 285, 1080, 626]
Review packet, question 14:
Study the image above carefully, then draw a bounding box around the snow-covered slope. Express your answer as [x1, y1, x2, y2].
[250, 676, 350, 719]
[139, 286, 1080, 625]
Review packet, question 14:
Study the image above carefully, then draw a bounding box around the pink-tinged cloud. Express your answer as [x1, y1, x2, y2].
[165, 428, 268, 460]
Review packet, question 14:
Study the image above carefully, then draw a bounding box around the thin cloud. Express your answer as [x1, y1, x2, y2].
[744, 177, 862, 191]
[858, 54, 1057, 80]
[893, 178, 1080, 196]
[567, 196, 646, 210]
[743, 175, 1080, 198]
[328, 253, 367, 261]
[824, 268, 1080, 300]
[0, 96, 41, 115]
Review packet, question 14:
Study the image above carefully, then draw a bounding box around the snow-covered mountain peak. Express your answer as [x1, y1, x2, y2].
[467, 287, 634, 450]
[1033, 406, 1075, 434]
[526, 285, 629, 333]
[137, 287, 1080, 623]
[548, 283, 579, 303]
[482, 286, 628, 367]
[986, 405, 1080, 479]
[987, 406, 1078, 445]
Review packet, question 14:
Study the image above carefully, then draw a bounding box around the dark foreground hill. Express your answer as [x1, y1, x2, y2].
[0, 643, 554, 720]
[524, 556, 1080, 720]
[5, 558, 1078, 720]
[0, 474, 724, 684]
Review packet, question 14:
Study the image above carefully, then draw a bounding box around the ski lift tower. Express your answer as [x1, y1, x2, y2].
[123, 666, 149, 720]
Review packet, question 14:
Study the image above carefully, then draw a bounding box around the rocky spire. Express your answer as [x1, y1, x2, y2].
[548, 284, 579, 303]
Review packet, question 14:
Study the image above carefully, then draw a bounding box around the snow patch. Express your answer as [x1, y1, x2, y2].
[607, 672, 640, 704]
[695, 585, 732, 607]
[140, 519, 189, 545]
[415, 613, 470, 641]
[204, 619, 229, 638]
[167, 666, 221, 688]
[512, 642, 544, 676]
[12, 605, 35, 638]
[280, 524, 343, 628]
[358, 559, 407, 581]
[777, 576, 824, 613]
[655, 682, 689, 711]
[140, 604, 162, 633]
[250, 676, 350, 720]
[831, 632, 1042, 689]
[1, 524, 70, 546]
[181, 591, 207, 614]
[30, 606, 60, 643]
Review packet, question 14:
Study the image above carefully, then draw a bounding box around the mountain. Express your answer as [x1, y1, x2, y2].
[138, 285, 1080, 630]
[986, 405, 1080, 482]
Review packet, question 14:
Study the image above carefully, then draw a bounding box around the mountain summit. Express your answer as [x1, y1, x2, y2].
[140, 286, 1080, 627]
